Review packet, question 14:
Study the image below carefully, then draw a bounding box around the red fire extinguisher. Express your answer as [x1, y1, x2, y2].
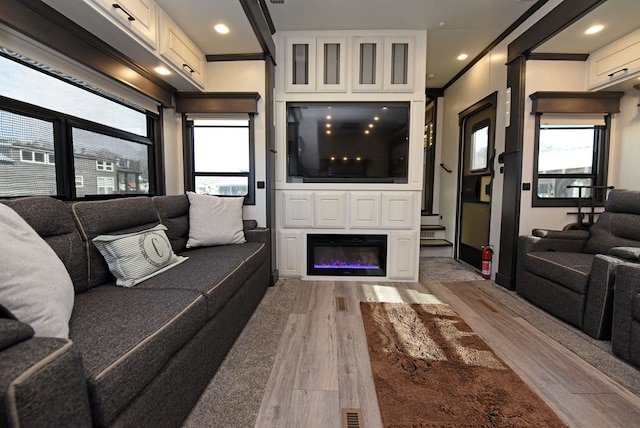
[481, 245, 493, 279]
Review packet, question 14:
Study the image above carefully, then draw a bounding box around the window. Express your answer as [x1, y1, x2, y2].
[96, 160, 114, 172]
[97, 177, 115, 195]
[0, 53, 158, 199]
[20, 149, 54, 165]
[470, 123, 489, 171]
[187, 117, 255, 204]
[533, 114, 609, 207]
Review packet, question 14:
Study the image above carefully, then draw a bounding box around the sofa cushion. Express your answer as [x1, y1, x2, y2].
[153, 195, 190, 252]
[0, 203, 75, 338]
[71, 197, 161, 288]
[92, 225, 188, 287]
[525, 251, 594, 294]
[136, 242, 266, 318]
[69, 285, 207, 426]
[186, 192, 246, 248]
[1, 197, 89, 293]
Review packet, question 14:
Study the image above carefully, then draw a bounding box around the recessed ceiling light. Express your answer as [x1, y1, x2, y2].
[585, 25, 604, 35]
[154, 66, 171, 76]
[214, 24, 229, 34]
[457, 53, 468, 61]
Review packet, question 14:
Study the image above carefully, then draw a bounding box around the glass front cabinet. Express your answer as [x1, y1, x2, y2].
[284, 35, 414, 93]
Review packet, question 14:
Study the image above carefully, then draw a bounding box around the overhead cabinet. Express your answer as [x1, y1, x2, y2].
[89, 0, 158, 49]
[47, 0, 207, 90]
[284, 35, 415, 93]
[587, 28, 640, 90]
[159, 10, 206, 88]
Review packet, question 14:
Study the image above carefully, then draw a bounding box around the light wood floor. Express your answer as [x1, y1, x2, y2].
[254, 277, 640, 428]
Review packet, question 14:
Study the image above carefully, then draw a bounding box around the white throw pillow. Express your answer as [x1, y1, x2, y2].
[93, 225, 188, 287]
[186, 192, 246, 248]
[0, 204, 74, 338]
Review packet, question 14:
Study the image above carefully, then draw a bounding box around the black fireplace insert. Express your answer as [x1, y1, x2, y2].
[307, 234, 387, 276]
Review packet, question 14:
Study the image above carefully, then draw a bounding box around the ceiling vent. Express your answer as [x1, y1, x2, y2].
[270, 0, 286, 4]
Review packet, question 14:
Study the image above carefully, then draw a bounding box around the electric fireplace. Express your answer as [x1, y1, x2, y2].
[307, 234, 387, 276]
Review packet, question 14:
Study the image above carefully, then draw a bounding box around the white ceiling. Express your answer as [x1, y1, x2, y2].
[155, 0, 640, 89]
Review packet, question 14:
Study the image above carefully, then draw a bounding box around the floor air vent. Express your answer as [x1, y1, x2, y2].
[336, 296, 348, 312]
[342, 408, 363, 428]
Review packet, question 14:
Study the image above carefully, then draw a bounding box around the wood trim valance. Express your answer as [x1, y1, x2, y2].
[175, 92, 261, 114]
[530, 91, 624, 114]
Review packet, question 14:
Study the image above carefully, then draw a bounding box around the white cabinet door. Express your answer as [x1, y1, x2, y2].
[159, 10, 205, 88]
[316, 37, 347, 92]
[388, 232, 417, 279]
[351, 37, 384, 92]
[383, 36, 414, 92]
[314, 192, 346, 228]
[285, 37, 317, 92]
[349, 192, 381, 228]
[588, 28, 640, 90]
[278, 230, 304, 277]
[382, 192, 414, 229]
[89, 0, 158, 49]
[282, 192, 314, 227]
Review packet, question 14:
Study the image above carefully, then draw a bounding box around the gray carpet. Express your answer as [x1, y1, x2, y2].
[182, 279, 301, 428]
[182, 258, 640, 427]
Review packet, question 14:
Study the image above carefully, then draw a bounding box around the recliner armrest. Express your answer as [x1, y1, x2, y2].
[532, 229, 591, 240]
[518, 232, 588, 254]
[612, 262, 640, 365]
[583, 254, 623, 339]
[609, 246, 640, 262]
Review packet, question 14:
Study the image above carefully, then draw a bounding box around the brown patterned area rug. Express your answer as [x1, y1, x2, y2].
[360, 302, 567, 428]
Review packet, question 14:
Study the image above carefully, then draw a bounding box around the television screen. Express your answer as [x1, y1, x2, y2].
[287, 102, 410, 183]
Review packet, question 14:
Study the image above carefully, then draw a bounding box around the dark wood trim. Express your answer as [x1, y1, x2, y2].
[265, 57, 278, 285]
[239, 0, 277, 65]
[426, 88, 445, 98]
[497, 0, 610, 290]
[508, 0, 606, 63]
[443, 0, 549, 90]
[175, 92, 261, 114]
[1, 0, 175, 107]
[258, 0, 277, 35]
[496, 55, 527, 290]
[458, 92, 499, 125]
[153, 109, 167, 195]
[529, 91, 623, 114]
[206, 53, 267, 62]
[528, 53, 589, 61]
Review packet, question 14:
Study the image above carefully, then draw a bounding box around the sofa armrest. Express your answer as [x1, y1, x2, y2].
[612, 262, 640, 364]
[583, 254, 624, 339]
[244, 227, 270, 245]
[0, 334, 92, 428]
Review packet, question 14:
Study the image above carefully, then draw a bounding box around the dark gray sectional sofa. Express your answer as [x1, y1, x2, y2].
[516, 189, 640, 340]
[0, 194, 270, 427]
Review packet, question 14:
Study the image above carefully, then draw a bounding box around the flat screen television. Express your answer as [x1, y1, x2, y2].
[287, 102, 410, 183]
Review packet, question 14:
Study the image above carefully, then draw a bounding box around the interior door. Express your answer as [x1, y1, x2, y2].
[457, 95, 496, 269]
